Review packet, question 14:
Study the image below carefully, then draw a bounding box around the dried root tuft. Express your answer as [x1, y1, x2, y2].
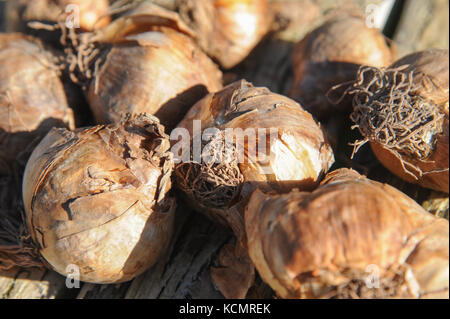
[349, 65, 445, 178]
[175, 131, 244, 209]
[321, 266, 415, 299]
[29, 19, 104, 91]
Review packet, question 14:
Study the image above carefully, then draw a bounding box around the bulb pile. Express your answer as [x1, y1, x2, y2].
[0, 0, 448, 299]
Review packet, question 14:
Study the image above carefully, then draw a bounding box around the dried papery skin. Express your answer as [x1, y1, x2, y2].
[22, 114, 176, 283]
[93, 1, 196, 43]
[0, 33, 75, 174]
[64, 2, 223, 131]
[210, 242, 255, 299]
[177, 0, 273, 69]
[350, 49, 449, 193]
[88, 28, 222, 131]
[389, 50, 449, 109]
[246, 168, 449, 299]
[289, 14, 394, 120]
[175, 80, 334, 228]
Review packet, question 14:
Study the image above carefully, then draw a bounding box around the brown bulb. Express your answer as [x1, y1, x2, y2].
[87, 28, 222, 131]
[22, 114, 175, 283]
[350, 49, 449, 193]
[174, 80, 334, 228]
[289, 14, 394, 120]
[0, 33, 75, 174]
[67, 2, 223, 131]
[177, 0, 273, 69]
[246, 168, 449, 299]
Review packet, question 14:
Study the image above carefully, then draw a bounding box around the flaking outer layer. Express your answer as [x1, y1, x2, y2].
[178, 80, 334, 192]
[0, 33, 75, 173]
[390, 49, 449, 109]
[86, 3, 223, 131]
[23, 114, 175, 283]
[246, 168, 449, 299]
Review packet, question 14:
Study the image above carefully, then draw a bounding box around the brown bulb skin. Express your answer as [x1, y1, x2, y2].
[368, 50, 449, 193]
[87, 27, 223, 131]
[370, 120, 448, 193]
[175, 80, 334, 227]
[289, 15, 394, 120]
[0, 33, 75, 174]
[22, 114, 175, 284]
[246, 168, 449, 299]
[178, 0, 273, 69]
[59, 0, 111, 31]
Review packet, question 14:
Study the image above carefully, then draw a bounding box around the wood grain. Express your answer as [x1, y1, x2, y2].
[394, 0, 449, 57]
[0, 267, 70, 299]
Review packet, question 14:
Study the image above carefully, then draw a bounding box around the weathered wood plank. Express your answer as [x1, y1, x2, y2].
[394, 0, 449, 56]
[124, 214, 229, 299]
[0, 267, 71, 299]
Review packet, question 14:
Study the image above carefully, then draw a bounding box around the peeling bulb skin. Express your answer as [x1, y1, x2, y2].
[87, 27, 223, 131]
[390, 50, 449, 109]
[175, 80, 334, 228]
[0, 33, 75, 174]
[350, 49, 449, 193]
[68, 3, 223, 132]
[246, 168, 449, 299]
[289, 14, 394, 120]
[22, 114, 175, 284]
